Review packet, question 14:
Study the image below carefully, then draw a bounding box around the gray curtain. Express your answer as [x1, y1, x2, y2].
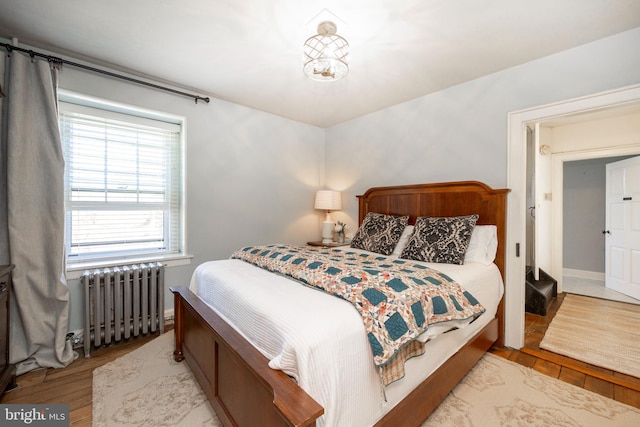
[0, 50, 74, 374]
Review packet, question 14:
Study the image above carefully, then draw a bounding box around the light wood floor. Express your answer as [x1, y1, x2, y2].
[2, 296, 640, 425]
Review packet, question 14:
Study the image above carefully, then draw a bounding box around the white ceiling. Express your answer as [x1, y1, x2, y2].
[1, 0, 639, 128]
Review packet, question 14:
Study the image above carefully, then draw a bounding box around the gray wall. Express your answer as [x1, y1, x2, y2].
[54, 67, 325, 331]
[563, 156, 635, 273]
[324, 28, 640, 231]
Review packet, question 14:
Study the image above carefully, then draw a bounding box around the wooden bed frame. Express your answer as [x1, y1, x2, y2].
[171, 180, 509, 427]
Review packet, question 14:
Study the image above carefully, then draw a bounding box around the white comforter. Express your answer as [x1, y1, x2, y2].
[189, 249, 503, 427]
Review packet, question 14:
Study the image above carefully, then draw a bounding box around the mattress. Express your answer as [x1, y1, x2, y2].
[189, 248, 503, 427]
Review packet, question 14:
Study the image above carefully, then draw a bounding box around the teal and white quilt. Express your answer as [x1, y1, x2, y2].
[231, 244, 485, 367]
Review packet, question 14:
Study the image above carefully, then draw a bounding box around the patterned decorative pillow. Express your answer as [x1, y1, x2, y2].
[400, 215, 479, 264]
[350, 212, 409, 255]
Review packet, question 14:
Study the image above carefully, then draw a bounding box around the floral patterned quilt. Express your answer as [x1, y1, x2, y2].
[231, 244, 485, 368]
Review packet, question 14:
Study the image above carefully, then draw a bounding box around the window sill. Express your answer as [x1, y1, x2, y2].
[65, 254, 193, 280]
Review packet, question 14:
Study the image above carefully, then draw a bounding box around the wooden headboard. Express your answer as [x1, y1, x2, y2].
[357, 181, 509, 280]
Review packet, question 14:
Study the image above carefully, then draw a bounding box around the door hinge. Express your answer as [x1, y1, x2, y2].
[516, 243, 520, 257]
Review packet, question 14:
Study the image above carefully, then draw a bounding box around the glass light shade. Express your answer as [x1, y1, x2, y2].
[303, 21, 349, 82]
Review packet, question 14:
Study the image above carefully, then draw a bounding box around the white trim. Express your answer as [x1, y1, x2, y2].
[58, 89, 185, 125]
[65, 253, 193, 280]
[563, 268, 605, 281]
[506, 83, 640, 349]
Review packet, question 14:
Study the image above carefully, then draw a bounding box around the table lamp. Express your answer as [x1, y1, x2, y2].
[314, 190, 341, 244]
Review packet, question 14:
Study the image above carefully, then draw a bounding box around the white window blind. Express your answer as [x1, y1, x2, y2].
[59, 100, 183, 263]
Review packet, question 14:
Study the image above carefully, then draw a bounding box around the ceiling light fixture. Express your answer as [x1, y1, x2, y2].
[303, 21, 349, 82]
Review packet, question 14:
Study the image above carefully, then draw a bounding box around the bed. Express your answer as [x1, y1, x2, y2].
[171, 180, 509, 427]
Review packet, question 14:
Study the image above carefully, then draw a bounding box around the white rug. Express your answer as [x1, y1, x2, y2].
[93, 332, 640, 426]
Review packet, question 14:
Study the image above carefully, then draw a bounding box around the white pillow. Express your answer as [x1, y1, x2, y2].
[391, 225, 415, 256]
[463, 225, 498, 265]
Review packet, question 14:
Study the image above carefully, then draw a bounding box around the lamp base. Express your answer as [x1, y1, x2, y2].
[321, 221, 334, 244]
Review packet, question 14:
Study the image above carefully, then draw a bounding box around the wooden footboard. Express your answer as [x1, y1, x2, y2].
[171, 285, 323, 427]
[172, 284, 498, 427]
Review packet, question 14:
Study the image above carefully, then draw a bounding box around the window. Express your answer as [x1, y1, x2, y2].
[59, 93, 184, 266]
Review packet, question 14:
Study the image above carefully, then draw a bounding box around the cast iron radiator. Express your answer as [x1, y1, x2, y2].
[82, 263, 165, 357]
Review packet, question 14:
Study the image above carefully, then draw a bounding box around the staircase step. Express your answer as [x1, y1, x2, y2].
[525, 268, 558, 316]
[529, 280, 555, 296]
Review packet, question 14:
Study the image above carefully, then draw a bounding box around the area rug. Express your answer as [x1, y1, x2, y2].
[93, 332, 640, 427]
[92, 332, 221, 427]
[540, 293, 640, 378]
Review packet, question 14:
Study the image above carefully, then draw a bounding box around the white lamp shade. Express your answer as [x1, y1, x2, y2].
[314, 190, 341, 211]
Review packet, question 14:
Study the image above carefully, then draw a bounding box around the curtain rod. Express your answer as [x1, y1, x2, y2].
[1, 42, 210, 104]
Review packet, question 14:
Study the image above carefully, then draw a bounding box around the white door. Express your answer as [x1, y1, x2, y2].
[532, 124, 540, 280]
[527, 123, 552, 281]
[534, 124, 553, 278]
[525, 125, 538, 279]
[605, 156, 640, 299]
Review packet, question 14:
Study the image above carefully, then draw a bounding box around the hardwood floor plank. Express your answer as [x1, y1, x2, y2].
[614, 385, 640, 409]
[488, 346, 513, 359]
[558, 367, 586, 387]
[584, 375, 614, 399]
[5, 379, 91, 408]
[533, 359, 561, 378]
[508, 350, 537, 368]
[614, 371, 640, 389]
[69, 405, 92, 427]
[18, 369, 90, 395]
[586, 363, 614, 376]
[11, 369, 47, 388]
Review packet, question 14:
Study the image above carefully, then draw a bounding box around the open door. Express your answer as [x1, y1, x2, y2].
[524, 124, 557, 317]
[526, 123, 552, 281]
[605, 155, 640, 299]
[525, 126, 537, 279]
[534, 123, 554, 279]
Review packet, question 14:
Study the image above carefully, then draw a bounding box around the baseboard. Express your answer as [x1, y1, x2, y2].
[164, 308, 175, 322]
[563, 268, 605, 281]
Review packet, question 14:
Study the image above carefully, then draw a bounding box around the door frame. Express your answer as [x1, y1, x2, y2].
[505, 83, 640, 349]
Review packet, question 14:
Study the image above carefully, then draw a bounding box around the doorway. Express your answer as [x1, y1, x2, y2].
[562, 156, 640, 304]
[523, 124, 640, 316]
[505, 83, 640, 349]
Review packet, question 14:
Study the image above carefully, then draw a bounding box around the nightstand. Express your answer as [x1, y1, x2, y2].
[307, 241, 350, 248]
